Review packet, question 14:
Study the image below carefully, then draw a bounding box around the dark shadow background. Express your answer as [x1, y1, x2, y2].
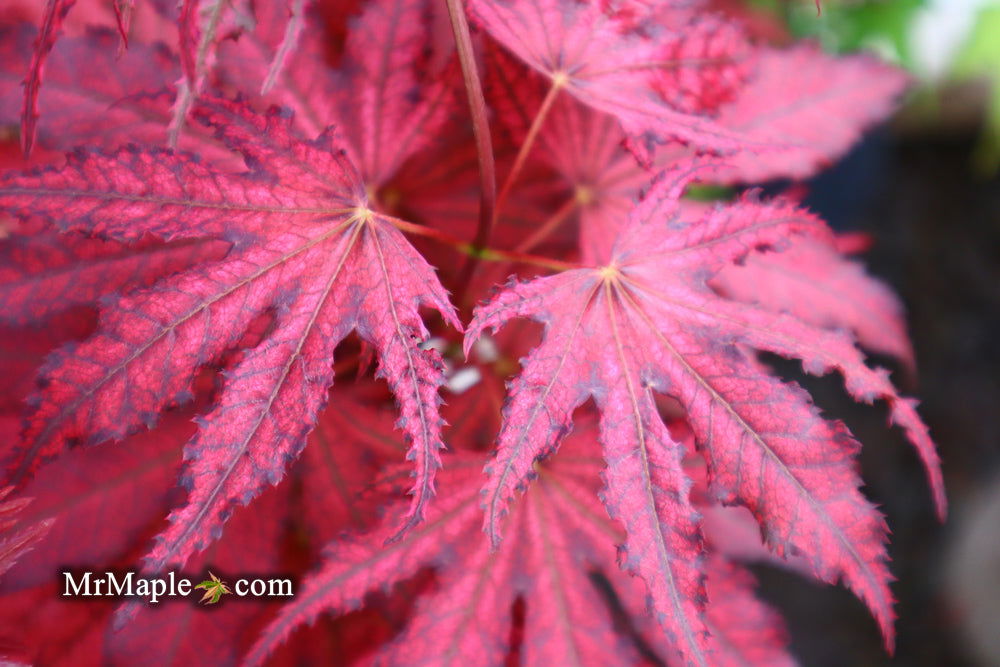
[752, 125, 1000, 667]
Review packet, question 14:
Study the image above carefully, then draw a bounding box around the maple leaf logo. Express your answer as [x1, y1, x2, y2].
[194, 571, 232, 605]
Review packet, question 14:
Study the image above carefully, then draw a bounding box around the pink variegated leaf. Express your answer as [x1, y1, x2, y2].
[0, 98, 459, 576]
[705, 45, 909, 183]
[247, 422, 725, 666]
[217, 0, 457, 187]
[712, 235, 915, 371]
[468, 0, 761, 164]
[466, 162, 944, 652]
[700, 556, 796, 667]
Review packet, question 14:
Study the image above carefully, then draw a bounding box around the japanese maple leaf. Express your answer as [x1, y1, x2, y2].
[172, 0, 257, 144]
[468, 0, 759, 164]
[0, 293, 99, 417]
[0, 378, 403, 663]
[17, 0, 172, 155]
[0, 581, 113, 665]
[16, 0, 307, 152]
[112, 0, 134, 49]
[108, 484, 288, 664]
[0, 226, 228, 329]
[19, 0, 75, 157]
[0, 412, 192, 593]
[486, 45, 907, 274]
[215, 0, 457, 189]
[701, 45, 909, 183]
[194, 571, 232, 604]
[0, 97, 460, 575]
[0, 418, 293, 666]
[245, 418, 794, 666]
[212, 0, 481, 292]
[550, 35, 909, 184]
[535, 97, 651, 264]
[489, 38, 908, 229]
[295, 385, 408, 543]
[696, 555, 794, 667]
[0, 21, 238, 164]
[499, 91, 915, 368]
[712, 235, 915, 372]
[465, 163, 945, 656]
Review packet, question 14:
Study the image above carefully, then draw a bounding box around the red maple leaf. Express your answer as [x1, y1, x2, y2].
[0, 376, 412, 664]
[0, 422, 288, 666]
[0, 413, 189, 594]
[215, 0, 458, 188]
[699, 45, 909, 183]
[0, 226, 228, 329]
[0, 97, 461, 575]
[245, 415, 795, 666]
[465, 163, 945, 657]
[0, 0, 946, 662]
[712, 235, 916, 372]
[19, 0, 76, 157]
[488, 45, 907, 264]
[16, 0, 177, 155]
[514, 94, 917, 369]
[0, 21, 237, 164]
[468, 0, 759, 164]
[296, 384, 409, 543]
[16, 0, 310, 153]
[107, 481, 291, 665]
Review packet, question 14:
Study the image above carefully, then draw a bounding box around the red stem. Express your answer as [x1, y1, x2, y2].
[384, 213, 578, 272]
[444, 0, 497, 252]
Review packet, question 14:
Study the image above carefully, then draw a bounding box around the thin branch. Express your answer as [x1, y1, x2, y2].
[261, 0, 306, 94]
[170, 0, 226, 147]
[495, 76, 563, 216]
[474, 196, 580, 304]
[584, 56, 740, 79]
[514, 196, 577, 254]
[444, 0, 497, 251]
[385, 214, 578, 272]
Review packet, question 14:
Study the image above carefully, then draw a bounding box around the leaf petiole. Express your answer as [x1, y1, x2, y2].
[383, 214, 577, 272]
[495, 76, 565, 218]
[443, 0, 497, 250]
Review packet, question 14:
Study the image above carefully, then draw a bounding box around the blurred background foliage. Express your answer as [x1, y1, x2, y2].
[748, 0, 1000, 174]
